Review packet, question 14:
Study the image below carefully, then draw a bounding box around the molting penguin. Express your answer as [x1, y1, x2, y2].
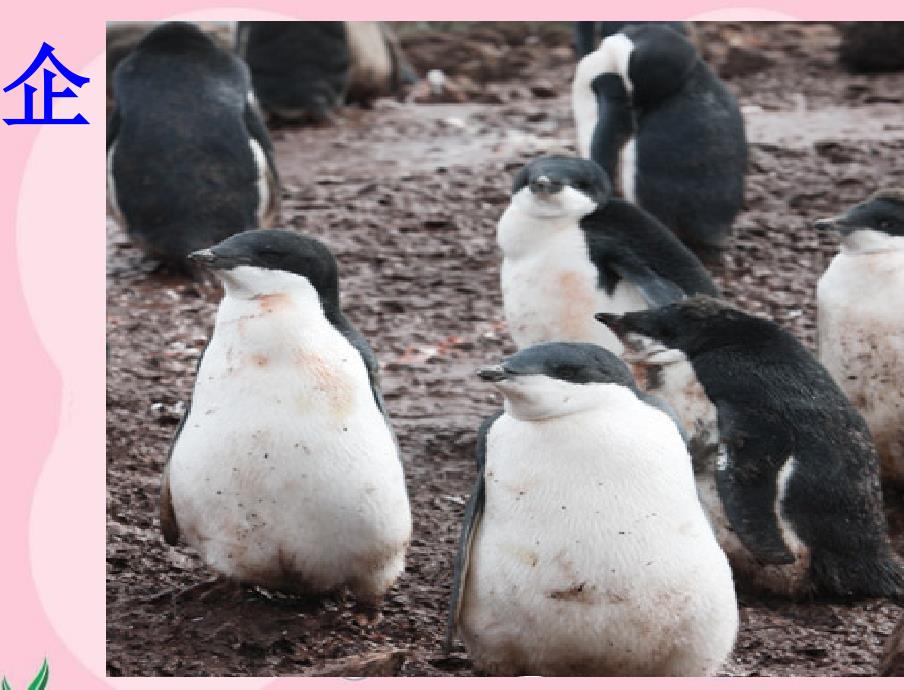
[498, 155, 718, 446]
[160, 229, 411, 622]
[445, 342, 738, 676]
[573, 21, 691, 59]
[597, 297, 903, 600]
[815, 190, 903, 484]
[572, 24, 747, 260]
[498, 155, 719, 356]
[237, 21, 415, 123]
[107, 22, 280, 268]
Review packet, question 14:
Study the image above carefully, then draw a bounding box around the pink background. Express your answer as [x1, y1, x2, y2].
[0, 1, 910, 686]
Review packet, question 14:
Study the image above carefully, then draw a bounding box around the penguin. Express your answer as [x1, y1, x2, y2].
[107, 22, 280, 268]
[815, 190, 903, 484]
[498, 155, 719, 356]
[160, 229, 411, 622]
[596, 296, 904, 600]
[838, 22, 904, 74]
[444, 342, 738, 676]
[498, 155, 718, 450]
[237, 21, 416, 123]
[105, 22, 236, 110]
[572, 24, 747, 260]
[573, 21, 691, 59]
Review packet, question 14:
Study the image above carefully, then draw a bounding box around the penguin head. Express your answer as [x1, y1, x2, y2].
[814, 189, 903, 253]
[135, 21, 216, 54]
[594, 25, 698, 107]
[597, 296, 771, 360]
[189, 229, 339, 307]
[510, 156, 611, 220]
[477, 342, 638, 420]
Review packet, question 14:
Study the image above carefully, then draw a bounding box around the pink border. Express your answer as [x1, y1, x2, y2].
[0, 2, 911, 686]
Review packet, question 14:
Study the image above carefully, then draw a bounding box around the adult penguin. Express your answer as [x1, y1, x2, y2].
[573, 24, 746, 261]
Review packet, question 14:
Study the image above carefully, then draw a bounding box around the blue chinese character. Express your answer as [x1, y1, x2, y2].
[3, 42, 89, 125]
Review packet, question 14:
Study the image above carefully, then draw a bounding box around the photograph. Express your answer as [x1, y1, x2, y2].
[103, 18, 904, 677]
[0, 5, 907, 687]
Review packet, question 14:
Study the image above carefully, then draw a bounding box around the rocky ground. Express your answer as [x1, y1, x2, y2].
[106, 21, 903, 677]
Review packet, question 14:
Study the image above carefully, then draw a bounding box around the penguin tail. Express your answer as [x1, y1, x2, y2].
[810, 548, 903, 603]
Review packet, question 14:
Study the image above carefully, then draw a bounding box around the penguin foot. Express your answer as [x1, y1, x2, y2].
[353, 601, 383, 627]
[145, 576, 238, 604]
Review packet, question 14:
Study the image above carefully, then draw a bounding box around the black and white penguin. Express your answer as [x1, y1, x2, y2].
[445, 342, 737, 676]
[597, 297, 904, 600]
[105, 21, 236, 109]
[237, 21, 416, 123]
[498, 155, 718, 356]
[160, 229, 411, 622]
[573, 21, 691, 59]
[815, 190, 903, 484]
[572, 24, 747, 260]
[107, 22, 280, 267]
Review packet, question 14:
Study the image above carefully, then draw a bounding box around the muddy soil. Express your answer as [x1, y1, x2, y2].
[106, 22, 903, 677]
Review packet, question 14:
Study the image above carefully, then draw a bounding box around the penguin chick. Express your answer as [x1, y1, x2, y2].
[597, 297, 903, 600]
[498, 155, 718, 356]
[815, 189, 903, 484]
[160, 229, 412, 619]
[446, 342, 738, 676]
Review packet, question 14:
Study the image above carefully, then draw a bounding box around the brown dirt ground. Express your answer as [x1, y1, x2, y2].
[106, 22, 903, 677]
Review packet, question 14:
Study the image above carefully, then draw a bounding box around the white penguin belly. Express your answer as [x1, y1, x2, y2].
[818, 252, 903, 481]
[169, 295, 411, 596]
[695, 453, 811, 598]
[247, 138, 274, 227]
[460, 404, 737, 676]
[499, 217, 646, 354]
[619, 136, 637, 203]
[106, 144, 125, 227]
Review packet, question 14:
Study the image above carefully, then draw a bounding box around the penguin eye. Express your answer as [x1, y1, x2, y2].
[879, 219, 893, 230]
[555, 365, 582, 380]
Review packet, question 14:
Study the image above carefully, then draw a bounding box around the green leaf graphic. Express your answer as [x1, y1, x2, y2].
[2, 676, 12, 690]
[27, 659, 48, 690]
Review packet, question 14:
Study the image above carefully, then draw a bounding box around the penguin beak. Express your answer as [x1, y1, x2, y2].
[188, 248, 217, 264]
[595, 312, 628, 338]
[188, 247, 248, 270]
[813, 215, 852, 235]
[477, 365, 509, 382]
[529, 175, 563, 196]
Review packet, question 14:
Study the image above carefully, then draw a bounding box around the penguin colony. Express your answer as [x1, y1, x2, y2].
[106, 21, 904, 676]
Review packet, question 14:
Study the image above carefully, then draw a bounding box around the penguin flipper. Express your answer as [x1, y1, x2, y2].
[612, 257, 687, 307]
[343, 325, 389, 419]
[106, 106, 120, 150]
[715, 402, 796, 565]
[160, 402, 190, 547]
[242, 93, 282, 223]
[444, 411, 500, 655]
[333, 316, 400, 452]
[160, 458, 180, 546]
[574, 21, 597, 58]
[588, 73, 635, 183]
